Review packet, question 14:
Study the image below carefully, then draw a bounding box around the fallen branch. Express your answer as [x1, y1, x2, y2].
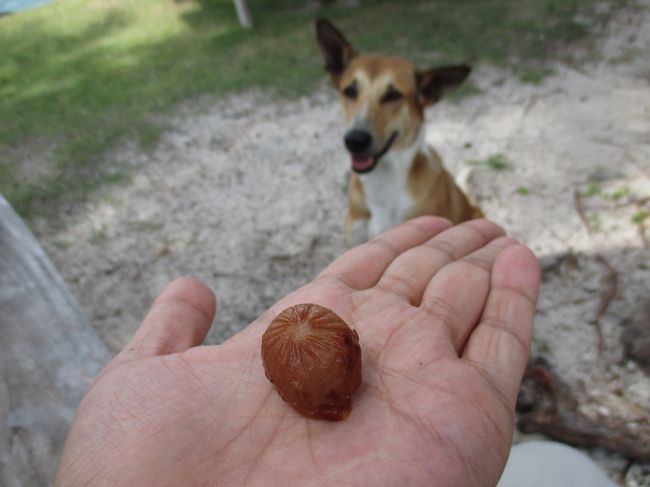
[594, 255, 619, 353]
[516, 358, 650, 463]
[573, 189, 592, 233]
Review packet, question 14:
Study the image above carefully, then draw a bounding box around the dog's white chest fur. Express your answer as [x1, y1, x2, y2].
[359, 134, 423, 238]
[360, 163, 412, 238]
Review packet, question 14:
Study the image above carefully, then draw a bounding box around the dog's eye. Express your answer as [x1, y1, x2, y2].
[342, 84, 358, 100]
[381, 88, 403, 103]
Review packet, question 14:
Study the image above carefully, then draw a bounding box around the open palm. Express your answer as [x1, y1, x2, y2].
[56, 217, 540, 487]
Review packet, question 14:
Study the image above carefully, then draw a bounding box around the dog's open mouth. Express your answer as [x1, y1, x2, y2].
[351, 131, 398, 174]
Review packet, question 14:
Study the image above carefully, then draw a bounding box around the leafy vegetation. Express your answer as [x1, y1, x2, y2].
[632, 209, 649, 225]
[469, 153, 513, 171]
[582, 181, 602, 197]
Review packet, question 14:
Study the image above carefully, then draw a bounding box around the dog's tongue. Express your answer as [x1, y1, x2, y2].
[352, 156, 374, 172]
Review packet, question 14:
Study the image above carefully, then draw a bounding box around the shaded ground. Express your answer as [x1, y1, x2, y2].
[37, 1, 650, 484]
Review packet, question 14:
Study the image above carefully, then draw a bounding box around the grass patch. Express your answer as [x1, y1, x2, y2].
[470, 153, 513, 171]
[589, 213, 602, 232]
[534, 336, 552, 355]
[517, 66, 556, 85]
[632, 209, 649, 225]
[0, 0, 621, 221]
[582, 181, 602, 197]
[609, 186, 630, 201]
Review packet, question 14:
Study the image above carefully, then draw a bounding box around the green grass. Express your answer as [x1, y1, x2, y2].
[534, 336, 552, 354]
[582, 181, 602, 197]
[609, 186, 630, 201]
[469, 153, 513, 171]
[632, 209, 649, 225]
[0, 0, 623, 221]
[589, 213, 602, 232]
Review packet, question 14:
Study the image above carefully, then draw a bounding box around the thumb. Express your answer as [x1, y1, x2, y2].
[116, 277, 217, 363]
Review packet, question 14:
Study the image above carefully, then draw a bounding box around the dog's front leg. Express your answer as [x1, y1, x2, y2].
[344, 174, 371, 246]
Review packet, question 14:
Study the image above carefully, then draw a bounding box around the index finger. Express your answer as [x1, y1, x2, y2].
[462, 244, 540, 409]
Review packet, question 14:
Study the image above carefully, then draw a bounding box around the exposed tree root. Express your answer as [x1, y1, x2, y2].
[516, 357, 650, 463]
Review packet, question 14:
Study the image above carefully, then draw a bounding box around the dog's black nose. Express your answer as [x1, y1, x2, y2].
[344, 129, 373, 155]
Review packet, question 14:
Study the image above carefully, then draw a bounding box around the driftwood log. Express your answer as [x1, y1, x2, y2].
[517, 357, 650, 463]
[0, 195, 111, 486]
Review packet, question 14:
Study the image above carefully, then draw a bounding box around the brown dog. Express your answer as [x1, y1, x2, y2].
[316, 19, 483, 245]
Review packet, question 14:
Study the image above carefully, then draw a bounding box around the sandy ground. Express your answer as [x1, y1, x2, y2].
[38, 2, 650, 485]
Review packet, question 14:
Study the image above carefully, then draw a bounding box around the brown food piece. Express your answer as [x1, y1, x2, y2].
[261, 303, 362, 420]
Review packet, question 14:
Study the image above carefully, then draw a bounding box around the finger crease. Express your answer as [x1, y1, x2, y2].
[462, 220, 494, 241]
[423, 239, 457, 261]
[376, 277, 419, 306]
[491, 284, 538, 307]
[419, 297, 465, 345]
[405, 219, 438, 237]
[367, 237, 400, 259]
[478, 318, 530, 358]
[312, 273, 356, 291]
[156, 296, 213, 325]
[468, 359, 515, 423]
[461, 255, 494, 273]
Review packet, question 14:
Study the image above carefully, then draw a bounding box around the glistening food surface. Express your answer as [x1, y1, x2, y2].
[261, 304, 362, 421]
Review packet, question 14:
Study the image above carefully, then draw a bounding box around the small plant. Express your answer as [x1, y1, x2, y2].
[582, 182, 601, 197]
[609, 187, 630, 201]
[534, 337, 551, 354]
[469, 153, 512, 171]
[631, 210, 649, 225]
[515, 186, 530, 196]
[589, 213, 602, 233]
[518, 67, 554, 85]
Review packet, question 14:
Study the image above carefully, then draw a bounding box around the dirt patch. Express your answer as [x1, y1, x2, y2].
[2, 137, 57, 185]
[41, 2, 650, 484]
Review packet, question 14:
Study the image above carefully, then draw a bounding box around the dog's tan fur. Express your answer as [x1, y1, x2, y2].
[316, 19, 483, 245]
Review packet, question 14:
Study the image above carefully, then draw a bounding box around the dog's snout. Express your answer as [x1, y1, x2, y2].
[344, 129, 373, 155]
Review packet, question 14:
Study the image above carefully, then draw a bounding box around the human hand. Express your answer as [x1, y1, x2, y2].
[56, 217, 540, 486]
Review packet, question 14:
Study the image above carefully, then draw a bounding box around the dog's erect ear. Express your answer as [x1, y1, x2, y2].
[315, 18, 357, 86]
[416, 65, 471, 106]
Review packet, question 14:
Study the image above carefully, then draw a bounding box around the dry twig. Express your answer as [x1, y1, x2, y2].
[594, 255, 619, 353]
[573, 189, 592, 233]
